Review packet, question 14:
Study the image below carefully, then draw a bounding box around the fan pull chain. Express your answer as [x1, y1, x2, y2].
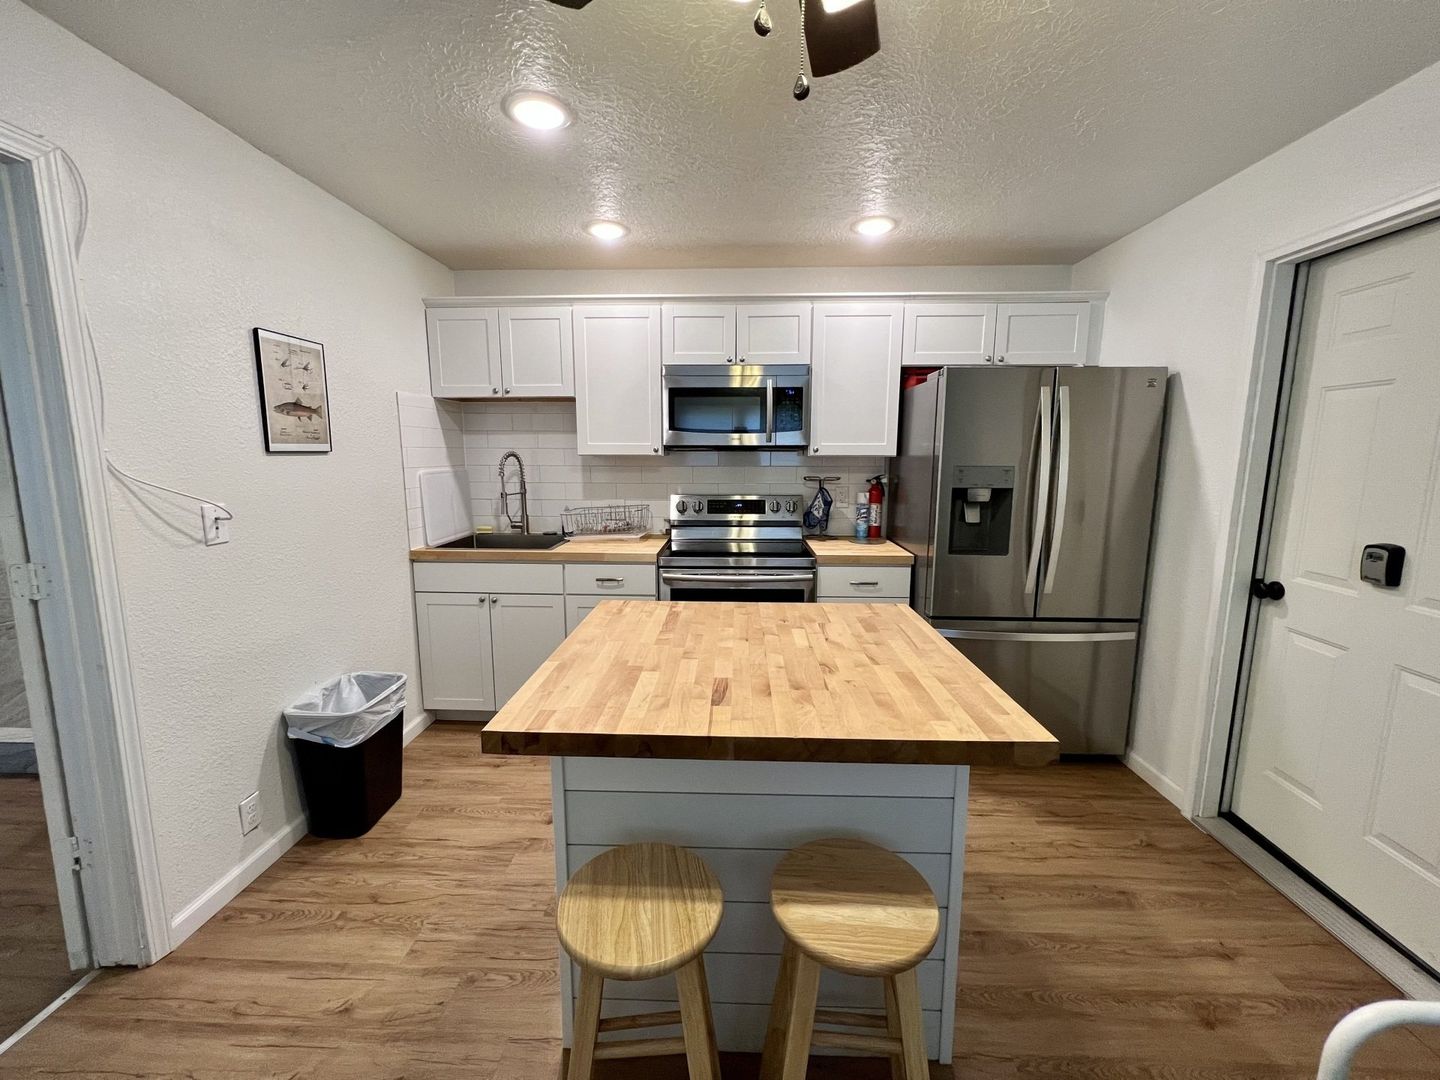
[793, 0, 810, 99]
[754, 0, 773, 36]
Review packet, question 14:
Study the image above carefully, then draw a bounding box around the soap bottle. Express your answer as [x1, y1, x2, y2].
[853, 496, 869, 540]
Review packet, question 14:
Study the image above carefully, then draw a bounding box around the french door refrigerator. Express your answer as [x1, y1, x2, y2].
[891, 366, 1166, 753]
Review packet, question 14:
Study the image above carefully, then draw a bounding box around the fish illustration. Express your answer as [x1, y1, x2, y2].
[299, 361, 313, 373]
[279, 357, 291, 368]
[273, 400, 323, 420]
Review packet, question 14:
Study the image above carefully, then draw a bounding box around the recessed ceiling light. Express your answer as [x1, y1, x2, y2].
[586, 220, 628, 242]
[852, 215, 897, 237]
[503, 91, 573, 132]
[820, 0, 866, 10]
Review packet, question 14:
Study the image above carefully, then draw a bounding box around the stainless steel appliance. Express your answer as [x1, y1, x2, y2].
[658, 493, 816, 602]
[663, 364, 810, 450]
[891, 366, 1166, 753]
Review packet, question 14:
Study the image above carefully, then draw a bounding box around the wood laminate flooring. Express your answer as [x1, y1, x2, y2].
[0, 775, 83, 1044]
[2, 724, 1437, 1078]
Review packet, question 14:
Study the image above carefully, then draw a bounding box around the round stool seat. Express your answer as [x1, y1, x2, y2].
[771, 837, 940, 977]
[557, 842, 723, 981]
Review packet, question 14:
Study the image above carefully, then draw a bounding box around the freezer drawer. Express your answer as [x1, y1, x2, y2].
[933, 620, 1138, 754]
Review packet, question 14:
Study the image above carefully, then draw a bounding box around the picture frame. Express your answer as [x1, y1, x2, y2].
[252, 327, 332, 453]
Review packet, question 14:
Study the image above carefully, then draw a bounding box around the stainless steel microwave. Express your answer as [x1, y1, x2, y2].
[662, 364, 810, 450]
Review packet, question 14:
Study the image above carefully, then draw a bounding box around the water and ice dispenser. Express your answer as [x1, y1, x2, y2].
[947, 465, 1014, 555]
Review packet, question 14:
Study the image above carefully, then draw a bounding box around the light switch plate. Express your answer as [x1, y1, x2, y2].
[202, 503, 230, 546]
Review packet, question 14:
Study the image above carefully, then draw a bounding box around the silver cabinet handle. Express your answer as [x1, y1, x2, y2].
[849, 580, 880, 588]
[491, 387, 499, 394]
[490, 595, 499, 603]
[594, 577, 625, 586]
[938, 628, 1136, 643]
[1024, 384, 1052, 596]
[652, 447, 660, 453]
[983, 354, 993, 364]
[1044, 383, 1071, 595]
[478, 596, 488, 604]
[764, 377, 775, 444]
[504, 387, 512, 394]
[661, 572, 815, 583]
[996, 355, 1007, 364]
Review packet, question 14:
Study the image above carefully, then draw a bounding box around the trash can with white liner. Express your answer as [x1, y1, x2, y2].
[284, 672, 407, 839]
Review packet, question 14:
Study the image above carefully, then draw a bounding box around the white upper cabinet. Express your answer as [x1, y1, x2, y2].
[737, 302, 811, 365]
[994, 302, 1091, 366]
[428, 304, 575, 397]
[662, 303, 736, 365]
[902, 303, 997, 366]
[427, 306, 501, 397]
[809, 302, 904, 457]
[573, 304, 663, 456]
[499, 306, 574, 397]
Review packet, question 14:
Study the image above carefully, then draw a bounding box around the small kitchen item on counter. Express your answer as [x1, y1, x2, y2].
[417, 467, 472, 547]
[853, 496, 869, 540]
[660, 493, 815, 601]
[562, 502, 652, 538]
[866, 473, 886, 539]
[802, 474, 839, 534]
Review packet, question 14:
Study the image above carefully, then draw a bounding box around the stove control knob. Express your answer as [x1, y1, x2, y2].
[674, 501, 687, 515]
[768, 499, 781, 512]
[687, 499, 702, 513]
[785, 499, 798, 513]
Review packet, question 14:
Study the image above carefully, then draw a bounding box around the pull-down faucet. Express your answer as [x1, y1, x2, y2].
[497, 450, 529, 534]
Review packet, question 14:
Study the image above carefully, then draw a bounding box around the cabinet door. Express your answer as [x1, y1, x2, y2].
[500, 306, 574, 397]
[662, 303, 736, 366]
[574, 305, 664, 455]
[809, 303, 904, 456]
[489, 593, 567, 707]
[903, 303, 996, 366]
[565, 595, 604, 635]
[994, 302, 1091, 366]
[426, 306, 501, 398]
[414, 592, 494, 711]
[737, 302, 811, 365]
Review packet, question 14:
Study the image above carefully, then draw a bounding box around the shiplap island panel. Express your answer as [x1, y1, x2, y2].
[480, 599, 1057, 1064]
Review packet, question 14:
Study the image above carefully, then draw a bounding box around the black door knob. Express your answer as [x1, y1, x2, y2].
[1251, 579, 1286, 601]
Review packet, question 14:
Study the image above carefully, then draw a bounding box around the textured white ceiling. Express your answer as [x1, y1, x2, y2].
[23, 0, 1440, 270]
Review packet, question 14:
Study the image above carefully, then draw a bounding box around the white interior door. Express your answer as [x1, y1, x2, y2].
[1231, 217, 1440, 972]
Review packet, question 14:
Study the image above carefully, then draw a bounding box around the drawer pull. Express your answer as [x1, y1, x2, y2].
[594, 577, 625, 586]
[850, 580, 881, 588]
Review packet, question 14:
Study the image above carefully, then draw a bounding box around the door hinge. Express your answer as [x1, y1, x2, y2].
[8, 561, 52, 602]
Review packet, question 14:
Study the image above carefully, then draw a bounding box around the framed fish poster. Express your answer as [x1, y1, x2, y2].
[252, 327, 332, 453]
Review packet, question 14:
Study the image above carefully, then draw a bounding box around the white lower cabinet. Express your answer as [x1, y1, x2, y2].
[489, 594, 566, 705]
[564, 595, 604, 635]
[414, 592, 497, 711]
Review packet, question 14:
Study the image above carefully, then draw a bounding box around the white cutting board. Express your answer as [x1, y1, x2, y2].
[418, 467, 473, 547]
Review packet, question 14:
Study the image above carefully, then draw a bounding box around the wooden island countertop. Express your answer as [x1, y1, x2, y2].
[481, 600, 1058, 766]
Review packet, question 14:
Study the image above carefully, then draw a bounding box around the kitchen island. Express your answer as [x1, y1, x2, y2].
[481, 600, 1057, 1063]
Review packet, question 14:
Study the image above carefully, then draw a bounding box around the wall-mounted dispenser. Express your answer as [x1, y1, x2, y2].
[947, 465, 1014, 555]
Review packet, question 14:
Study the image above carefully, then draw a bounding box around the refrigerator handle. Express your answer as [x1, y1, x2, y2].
[1024, 385, 1053, 595]
[1044, 384, 1072, 594]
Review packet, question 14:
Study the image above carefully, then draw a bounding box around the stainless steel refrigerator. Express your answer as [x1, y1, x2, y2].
[891, 366, 1166, 754]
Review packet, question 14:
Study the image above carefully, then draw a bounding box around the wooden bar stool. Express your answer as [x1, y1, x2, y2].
[760, 837, 940, 1080]
[557, 842, 724, 1080]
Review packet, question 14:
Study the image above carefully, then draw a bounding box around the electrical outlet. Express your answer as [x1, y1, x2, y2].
[201, 503, 230, 546]
[238, 792, 261, 835]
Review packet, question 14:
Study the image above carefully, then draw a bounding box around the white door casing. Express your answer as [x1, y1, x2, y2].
[1231, 217, 1440, 970]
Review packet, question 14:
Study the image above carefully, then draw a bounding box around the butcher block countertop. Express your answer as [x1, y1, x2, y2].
[805, 538, 913, 566]
[410, 535, 667, 564]
[481, 600, 1058, 765]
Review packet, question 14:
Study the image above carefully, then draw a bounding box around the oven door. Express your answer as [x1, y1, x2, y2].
[658, 569, 816, 603]
[663, 366, 809, 449]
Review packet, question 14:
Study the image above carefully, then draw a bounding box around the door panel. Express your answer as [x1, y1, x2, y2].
[809, 303, 903, 456]
[902, 303, 996, 366]
[1232, 217, 1440, 970]
[737, 303, 810, 365]
[499, 306, 573, 397]
[1037, 368, 1166, 620]
[490, 593, 566, 707]
[426, 307, 500, 397]
[933, 620, 1138, 754]
[663, 303, 736, 365]
[415, 592, 494, 711]
[994, 302, 1090, 366]
[927, 367, 1047, 619]
[574, 305, 663, 455]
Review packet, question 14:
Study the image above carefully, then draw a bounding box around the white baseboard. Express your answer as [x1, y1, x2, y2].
[403, 710, 434, 746]
[1124, 749, 1186, 810]
[0, 726, 35, 743]
[167, 814, 307, 949]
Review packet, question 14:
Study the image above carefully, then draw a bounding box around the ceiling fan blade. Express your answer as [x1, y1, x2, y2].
[545, 0, 597, 8]
[805, 0, 880, 77]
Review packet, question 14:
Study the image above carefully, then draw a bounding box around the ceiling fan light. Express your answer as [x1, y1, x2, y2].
[503, 91, 573, 132]
[820, 0, 866, 10]
[585, 220, 628, 242]
[852, 215, 897, 238]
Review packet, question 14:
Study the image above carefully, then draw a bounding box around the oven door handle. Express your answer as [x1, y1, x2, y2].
[660, 572, 816, 583]
[764, 377, 775, 444]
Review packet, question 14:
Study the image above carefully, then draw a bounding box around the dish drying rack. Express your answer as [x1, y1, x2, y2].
[561, 502, 652, 538]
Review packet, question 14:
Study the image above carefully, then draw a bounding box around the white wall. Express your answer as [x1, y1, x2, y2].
[0, 0, 452, 941]
[452, 264, 1072, 297]
[1073, 60, 1440, 811]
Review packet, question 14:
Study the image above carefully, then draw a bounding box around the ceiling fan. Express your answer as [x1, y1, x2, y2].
[543, 0, 881, 100]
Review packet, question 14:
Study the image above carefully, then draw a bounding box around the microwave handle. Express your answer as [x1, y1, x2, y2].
[764, 378, 775, 444]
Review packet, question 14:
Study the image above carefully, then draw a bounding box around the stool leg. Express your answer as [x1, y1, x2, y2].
[759, 940, 799, 1080]
[889, 967, 929, 1080]
[568, 967, 604, 1080]
[778, 950, 820, 1080]
[883, 976, 905, 1080]
[676, 954, 721, 1080]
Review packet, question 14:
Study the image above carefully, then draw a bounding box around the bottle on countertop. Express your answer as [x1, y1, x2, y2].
[853, 496, 869, 540]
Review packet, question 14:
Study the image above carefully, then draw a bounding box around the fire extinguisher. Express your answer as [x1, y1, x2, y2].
[866, 474, 886, 540]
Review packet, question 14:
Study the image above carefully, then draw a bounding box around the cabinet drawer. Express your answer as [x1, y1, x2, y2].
[412, 561, 564, 594]
[817, 565, 911, 599]
[563, 563, 657, 597]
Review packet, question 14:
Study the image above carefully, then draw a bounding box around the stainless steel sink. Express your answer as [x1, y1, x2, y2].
[434, 533, 566, 551]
